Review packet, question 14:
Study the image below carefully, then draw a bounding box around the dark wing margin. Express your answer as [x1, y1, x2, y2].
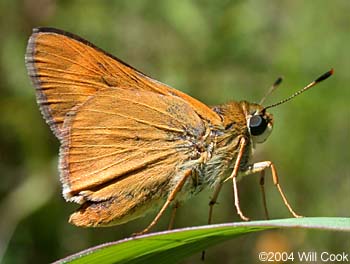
[25, 27, 222, 140]
[24, 27, 173, 139]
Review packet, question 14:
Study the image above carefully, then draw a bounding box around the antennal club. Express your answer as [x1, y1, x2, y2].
[264, 69, 334, 110]
[259, 76, 283, 105]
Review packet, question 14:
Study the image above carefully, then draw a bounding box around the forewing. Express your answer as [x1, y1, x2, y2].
[25, 27, 220, 140]
[60, 88, 206, 203]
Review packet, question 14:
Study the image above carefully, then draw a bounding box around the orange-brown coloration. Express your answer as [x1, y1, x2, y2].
[25, 28, 312, 232]
[25, 28, 220, 140]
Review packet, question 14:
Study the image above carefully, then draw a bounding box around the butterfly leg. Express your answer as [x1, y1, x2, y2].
[227, 137, 250, 221]
[201, 182, 223, 260]
[207, 182, 223, 225]
[259, 171, 270, 219]
[241, 161, 302, 218]
[135, 169, 193, 235]
[168, 201, 180, 230]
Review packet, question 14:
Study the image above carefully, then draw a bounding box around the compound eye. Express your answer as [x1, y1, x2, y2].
[249, 115, 268, 136]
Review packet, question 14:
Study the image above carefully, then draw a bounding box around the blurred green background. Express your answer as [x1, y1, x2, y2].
[0, 0, 349, 263]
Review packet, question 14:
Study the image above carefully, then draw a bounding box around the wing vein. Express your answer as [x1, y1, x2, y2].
[85, 108, 184, 133]
[70, 149, 177, 177]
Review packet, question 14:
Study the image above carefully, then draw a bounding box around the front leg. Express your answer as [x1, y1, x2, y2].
[240, 161, 302, 219]
[225, 137, 250, 221]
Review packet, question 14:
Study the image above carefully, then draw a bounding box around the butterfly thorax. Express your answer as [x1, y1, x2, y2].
[192, 101, 273, 189]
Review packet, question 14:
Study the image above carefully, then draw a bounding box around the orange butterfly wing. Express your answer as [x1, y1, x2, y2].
[25, 28, 221, 140]
[25, 27, 223, 226]
[61, 88, 207, 226]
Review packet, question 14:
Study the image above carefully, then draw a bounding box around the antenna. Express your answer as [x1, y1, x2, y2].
[263, 69, 334, 111]
[259, 76, 283, 105]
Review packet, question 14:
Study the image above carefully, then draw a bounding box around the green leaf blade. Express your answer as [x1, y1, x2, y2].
[54, 217, 350, 264]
